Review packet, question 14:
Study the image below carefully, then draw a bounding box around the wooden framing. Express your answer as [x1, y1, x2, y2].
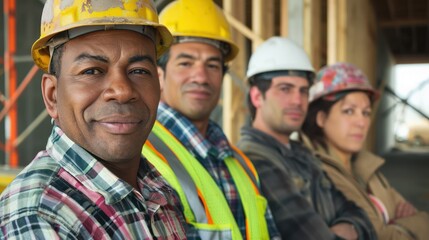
[280, 0, 289, 36]
[251, 0, 274, 49]
[222, 0, 248, 143]
[327, 0, 347, 64]
[220, 0, 380, 147]
[303, 0, 323, 69]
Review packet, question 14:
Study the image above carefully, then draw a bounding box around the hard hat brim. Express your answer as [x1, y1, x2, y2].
[32, 19, 172, 72]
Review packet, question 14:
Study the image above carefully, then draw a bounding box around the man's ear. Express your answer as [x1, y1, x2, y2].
[316, 111, 326, 128]
[157, 66, 165, 92]
[41, 73, 58, 120]
[249, 86, 263, 108]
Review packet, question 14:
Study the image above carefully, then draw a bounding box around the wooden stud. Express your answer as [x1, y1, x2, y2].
[223, 0, 248, 143]
[280, 0, 289, 37]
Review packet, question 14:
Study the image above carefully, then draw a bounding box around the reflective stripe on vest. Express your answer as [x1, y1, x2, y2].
[142, 121, 269, 240]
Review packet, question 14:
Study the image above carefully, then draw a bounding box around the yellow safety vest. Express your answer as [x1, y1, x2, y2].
[142, 121, 269, 240]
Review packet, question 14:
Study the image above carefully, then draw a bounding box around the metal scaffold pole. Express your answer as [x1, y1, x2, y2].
[3, 0, 19, 167]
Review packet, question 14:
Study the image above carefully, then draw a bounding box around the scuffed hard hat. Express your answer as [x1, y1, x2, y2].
[309, 62, 379, 103]
[32, 0, 173, 72]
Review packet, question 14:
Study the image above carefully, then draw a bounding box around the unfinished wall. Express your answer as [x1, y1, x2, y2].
[221, 0, 381, 146]
[318, 0, 380, 150]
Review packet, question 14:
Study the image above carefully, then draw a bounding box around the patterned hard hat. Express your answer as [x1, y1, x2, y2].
[309, 62, 379, 103]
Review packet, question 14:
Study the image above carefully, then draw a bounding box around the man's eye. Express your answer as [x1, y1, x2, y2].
[130, 68, 150, 75]
[178, 62, 191, 67]
[280, 87, 291, 92]
[81, 68, 101, 75]
[207, 63, 221, 69]
[300, 89, 309, 95]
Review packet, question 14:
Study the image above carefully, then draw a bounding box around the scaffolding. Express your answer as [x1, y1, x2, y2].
[2, 0, 19, 167]
[1, 0, 41, 170]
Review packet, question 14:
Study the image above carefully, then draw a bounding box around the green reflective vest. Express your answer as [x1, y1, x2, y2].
[142, 121, 269, 240]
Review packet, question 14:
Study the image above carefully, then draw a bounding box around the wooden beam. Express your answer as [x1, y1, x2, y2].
[380, 18, 429, 27]
[224, 12, 264, 45]
[327, 0, 336, 64]
[265, 0, 275, 37]
[252, 0, 263, 51]
[222, 0, 248, 144]
[327, 0, 347, 64]
[304, 0, 311, 54]
[280, 0, 288, 36]
[394, 54, 429, 64]
[252, 0, 274, 50]
[303, 0, 322, 69]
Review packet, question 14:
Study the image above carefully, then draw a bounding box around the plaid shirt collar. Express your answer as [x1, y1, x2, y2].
[157, 102, 234, 161]
[48, 125, 156, 205]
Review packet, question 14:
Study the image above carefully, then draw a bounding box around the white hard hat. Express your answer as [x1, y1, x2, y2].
[246, 36, 314, 78]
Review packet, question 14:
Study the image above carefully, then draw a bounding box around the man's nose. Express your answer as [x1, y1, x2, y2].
[190, 63, 209, 83]
[103, 71, 138, 103]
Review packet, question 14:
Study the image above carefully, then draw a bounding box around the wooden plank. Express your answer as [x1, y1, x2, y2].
[327, 0, 337, 64]
[303, 0, 322, 69]
[252, 0, 274, 49]
[223, 0, 248, 144]
[303, 0, 312, 60]
[327, 0, 347, 64]
[265, 0, 275, 38]
[280, 0, 289, 36]
[337, 0, 347, 62]
[224, 12, 264, 45]
[380, 18, 429, 27]
[312, 0, 323, 69]
[252, 0, 263, 51]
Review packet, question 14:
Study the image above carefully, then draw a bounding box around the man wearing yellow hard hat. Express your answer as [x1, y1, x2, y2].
[142, 0, 280, 239]
[0, 0, 187, 239]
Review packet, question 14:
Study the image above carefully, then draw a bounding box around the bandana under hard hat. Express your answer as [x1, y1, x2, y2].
[309, 62, 379, 103]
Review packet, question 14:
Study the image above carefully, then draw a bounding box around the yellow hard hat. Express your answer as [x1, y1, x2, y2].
[160, 0, 239, 62]
[32, 0, 173, 72]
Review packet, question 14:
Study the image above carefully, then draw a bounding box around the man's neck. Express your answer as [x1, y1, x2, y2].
[100, 158, 140, 189]
[191, 119, 209, 137]
[252, 122, 290, 145]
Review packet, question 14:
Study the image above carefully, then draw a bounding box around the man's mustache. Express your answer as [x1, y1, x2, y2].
[92, 103, 150, 119]
[182, 82, 214, 94]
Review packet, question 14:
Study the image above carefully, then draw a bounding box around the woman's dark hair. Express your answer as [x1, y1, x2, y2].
[302, 90, 374, 151]
[301, 98, 338, 151]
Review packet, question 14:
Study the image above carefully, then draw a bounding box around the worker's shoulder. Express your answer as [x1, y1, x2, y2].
[0, 151, 62, 215]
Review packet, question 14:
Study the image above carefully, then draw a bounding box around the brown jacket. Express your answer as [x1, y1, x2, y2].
[306, 143, 429, 240]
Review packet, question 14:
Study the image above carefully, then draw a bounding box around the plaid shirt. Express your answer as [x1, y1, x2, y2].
[157, 102, 280, 239]
[0, 126, 187, 240]
[238, 127, 377, 240]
